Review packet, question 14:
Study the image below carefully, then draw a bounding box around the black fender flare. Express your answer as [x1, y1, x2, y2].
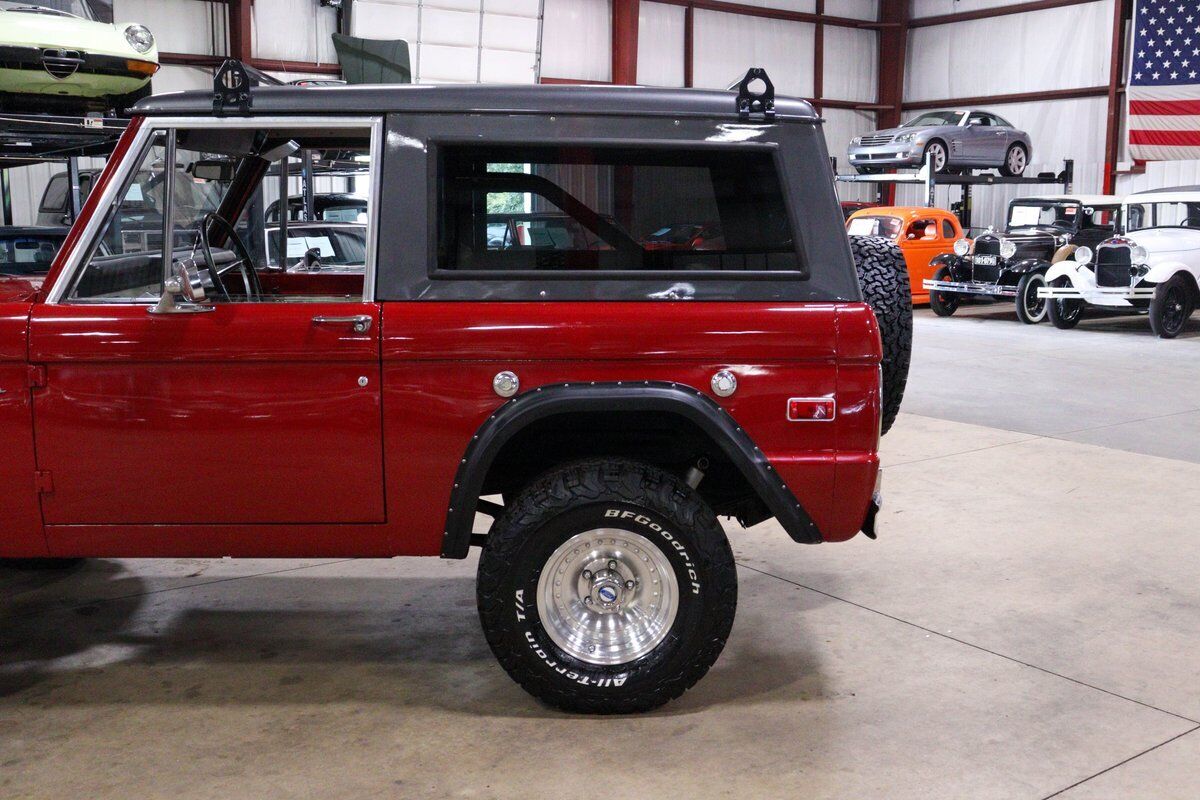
[1007, 258, 1049, 275]
[440, 381, 823, 558]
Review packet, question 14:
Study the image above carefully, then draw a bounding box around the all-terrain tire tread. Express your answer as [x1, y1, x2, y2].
[849, 235, 913, 435]
[477, 458, 736, 714]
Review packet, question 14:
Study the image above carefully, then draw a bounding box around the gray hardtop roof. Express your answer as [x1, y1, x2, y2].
[133, 83, 819, 122]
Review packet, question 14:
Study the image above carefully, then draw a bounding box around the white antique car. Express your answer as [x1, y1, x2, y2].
[1039, 187, 1200, 338]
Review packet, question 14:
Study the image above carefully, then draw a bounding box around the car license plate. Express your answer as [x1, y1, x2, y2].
[974, 254, 998, 266]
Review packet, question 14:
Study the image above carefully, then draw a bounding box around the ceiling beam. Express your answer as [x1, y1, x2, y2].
[652, 0, 868, 29]
[902, 85, 1109, 111]
[909, 0, 1099, 29]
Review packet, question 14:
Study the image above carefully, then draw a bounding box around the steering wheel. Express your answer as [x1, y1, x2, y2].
[198, 212, 262, 301]
[1181, 217, 1200, 228]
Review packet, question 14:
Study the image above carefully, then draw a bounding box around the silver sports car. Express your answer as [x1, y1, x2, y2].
[847, 109, 1032, 176]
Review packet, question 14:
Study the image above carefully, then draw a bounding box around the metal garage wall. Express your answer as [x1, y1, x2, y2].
[905, 1, 1111, 101]
[254, 0, 339, 66]
[637, 1, 685, 87]
[826, 108, 879, 202]
[351, 0, 543, 83]
[541, 0, 610, 81]
[692, 10, 814, 96]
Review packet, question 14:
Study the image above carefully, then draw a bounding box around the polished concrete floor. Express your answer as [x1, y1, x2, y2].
[3, 306, 1199, 799]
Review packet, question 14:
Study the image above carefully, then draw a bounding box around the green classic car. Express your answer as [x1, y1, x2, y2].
[0, 0, 158, 113]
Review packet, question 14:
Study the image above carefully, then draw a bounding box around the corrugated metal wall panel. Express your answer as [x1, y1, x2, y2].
[822, 24, 876, 104]
[826, 108, 881, 203]
[691, 10, 814, 97]
[541, 0, 610, 81]
[350, 0, 542, 84]
[254, 0, 339, 64]
[638, 1, 686, 87]
[904, 1, 1111, 102]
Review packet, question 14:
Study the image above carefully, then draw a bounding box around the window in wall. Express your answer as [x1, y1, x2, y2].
[438, 145, 801, 274]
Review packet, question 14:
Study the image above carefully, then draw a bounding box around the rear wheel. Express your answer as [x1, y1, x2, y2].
[1015, 272, 1048, 324]
[1149, 274, 1195, 339]
[477, 459, 736, 714]
[849, 235, 912, 436]
[1000, 144, 1027, 177]
[1046, 276, 1084, 329]
[929, 265, 961, 317]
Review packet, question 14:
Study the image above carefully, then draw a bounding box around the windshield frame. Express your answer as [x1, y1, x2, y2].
[0, 0, 95, 20]
[900, 111, 965, 128]
[1005, 201, 1081, 232]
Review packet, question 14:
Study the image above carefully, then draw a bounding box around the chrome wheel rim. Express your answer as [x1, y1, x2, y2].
[536, 528, 679, 666]
[1007, 146, 1026, 174]
[928, 143, 946, 171]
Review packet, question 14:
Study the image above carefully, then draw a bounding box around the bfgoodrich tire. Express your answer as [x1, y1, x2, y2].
[850, 235, 913, 436]
[477, 459, 736, 714]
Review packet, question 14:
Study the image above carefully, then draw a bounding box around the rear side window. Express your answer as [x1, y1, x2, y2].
[437, 145, 801, 275]
[942, 219, 956, 238]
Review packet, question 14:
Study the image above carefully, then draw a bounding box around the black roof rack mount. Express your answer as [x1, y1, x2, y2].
[213, 58, 285, 115]
[734, 67, 775, 121]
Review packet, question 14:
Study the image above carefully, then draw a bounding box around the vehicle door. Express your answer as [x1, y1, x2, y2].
[901, 217, 943, 295]
[28, 119, 387, 551]
[964, 112, 1004, 163]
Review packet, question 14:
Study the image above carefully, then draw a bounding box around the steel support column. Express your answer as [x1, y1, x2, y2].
[1104, 0, 1131, 194]
[813, 0, 824, 113]
[876, 0, 909, 205]
[612, 0, 640, 85]
[228, 0, 253, 61]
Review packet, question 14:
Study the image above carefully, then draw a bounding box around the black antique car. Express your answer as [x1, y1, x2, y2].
[923, 195, 1122, 323]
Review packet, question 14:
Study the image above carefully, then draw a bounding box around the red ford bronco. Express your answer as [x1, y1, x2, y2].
[0, 64, 911, 712]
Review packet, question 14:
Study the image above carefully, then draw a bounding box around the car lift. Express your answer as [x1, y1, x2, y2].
[834, 155, 1075, 231]
[0, 112, 129, 226]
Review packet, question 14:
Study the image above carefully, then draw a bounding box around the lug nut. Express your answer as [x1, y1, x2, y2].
[625, 580, 635, 590]
[583, 596, 593, 605]
[608, 560, 618, 571]
[582, 570, 593, 580]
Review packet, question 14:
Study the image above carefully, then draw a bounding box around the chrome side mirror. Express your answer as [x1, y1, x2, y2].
[150, 261, 214, 315]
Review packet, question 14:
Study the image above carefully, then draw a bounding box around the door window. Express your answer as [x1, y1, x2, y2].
[64, 124, 376, 303]
[941, 219, 956, 238]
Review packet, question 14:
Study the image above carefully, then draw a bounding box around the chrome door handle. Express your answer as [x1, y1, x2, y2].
[312, 314, 372, 333]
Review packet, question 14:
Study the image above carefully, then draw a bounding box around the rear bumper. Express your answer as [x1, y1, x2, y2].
[861, 469, 882, 539]
[924, 278, 1017, 298]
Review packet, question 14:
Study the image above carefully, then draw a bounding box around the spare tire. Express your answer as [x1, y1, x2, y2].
[849, 235, 913, 436]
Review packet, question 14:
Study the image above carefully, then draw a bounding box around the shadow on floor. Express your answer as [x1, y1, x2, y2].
[1, 562, 820, 718]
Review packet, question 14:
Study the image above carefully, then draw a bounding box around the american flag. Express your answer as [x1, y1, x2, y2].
[1129, 1, 1200, 160]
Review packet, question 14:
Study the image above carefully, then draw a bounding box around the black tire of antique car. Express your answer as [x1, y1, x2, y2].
[477, 459, 736, 714]
[1015, 272, 1048, 324]
[1149, 274, 1196, 339]
[1046, 276, 1084, 329]
[999, 144, 1028, 177]
[849, 235, 913, 436]
[928, 264, 961, 318]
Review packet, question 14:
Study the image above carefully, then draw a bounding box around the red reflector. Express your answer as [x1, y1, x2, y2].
[787, 397, 835, 422]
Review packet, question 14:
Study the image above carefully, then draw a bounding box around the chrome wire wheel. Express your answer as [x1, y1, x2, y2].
[536, 528, 679, 666]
